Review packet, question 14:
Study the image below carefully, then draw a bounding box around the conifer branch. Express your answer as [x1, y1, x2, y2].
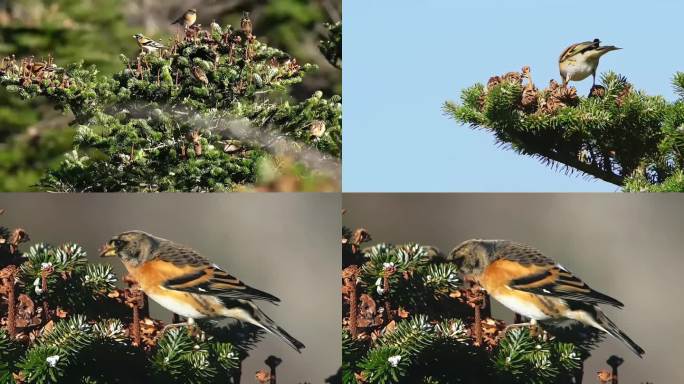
[445, 68, 684, 191]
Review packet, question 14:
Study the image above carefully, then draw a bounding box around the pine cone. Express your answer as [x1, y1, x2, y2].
[478, 93, 487, 111]
[556, 86, 579, 106]
[521, 87, 538, 112]
[589, 84, 606, 98]
[616, 84, 632, 106]
[486, 75, 502, 90]
[544, 96, 562, 114]
[548, 79, 560, 92]
[502, 71, 522, 85]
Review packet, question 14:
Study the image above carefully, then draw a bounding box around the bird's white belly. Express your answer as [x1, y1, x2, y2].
[565, 60, 594, 81]
[493, 291, 550, 320]
[146, 291, 208, 319]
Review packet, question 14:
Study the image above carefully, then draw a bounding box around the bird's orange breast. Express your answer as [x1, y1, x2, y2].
[123, 259, 197, 291]
[480, 259, 542, 294]
[480, 259, 566, 319]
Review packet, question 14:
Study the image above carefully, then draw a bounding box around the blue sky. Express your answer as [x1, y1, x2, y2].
[342, 0, 682, 192]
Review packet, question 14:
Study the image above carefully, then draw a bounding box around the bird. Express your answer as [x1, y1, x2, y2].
[100, 230, 305, 352]
[133, 34, 166, 55]
[559, 38, 620, 87]
[241, 11, 253, 37]
[449, 239, 644, 357]
[172, 8, 197, 29]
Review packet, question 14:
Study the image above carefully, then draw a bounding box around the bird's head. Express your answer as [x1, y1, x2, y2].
[100, 230, 160, 266]
[448, 239, 498, 279]
[187, 9, 197, 15]
[132, 33, 144, 41]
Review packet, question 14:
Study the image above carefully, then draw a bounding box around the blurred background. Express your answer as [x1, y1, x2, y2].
[1, 193, 341, 383]
[0, 0, 341, 191]
[343, 193, 684, 383]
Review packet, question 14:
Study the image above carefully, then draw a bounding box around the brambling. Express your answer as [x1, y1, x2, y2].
[559, 38, 620, 87]
[172, 8, 197, 29]
[449, 239, 644, 357]
[241, 11, 253, 37]
[100, 230, 305, 352]
[133, 34, 166, 55]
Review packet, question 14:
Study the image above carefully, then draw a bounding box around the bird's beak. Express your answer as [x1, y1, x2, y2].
[100, 244, 117, 257]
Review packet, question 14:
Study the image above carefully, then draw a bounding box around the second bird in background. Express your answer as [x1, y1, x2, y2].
[172, 8, 198, 29]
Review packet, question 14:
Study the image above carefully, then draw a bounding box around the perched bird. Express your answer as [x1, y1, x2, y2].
[100, 230, 305, 352]
[449, 239, 644, 357]
[133, 34, 166, 55]
[191, 65, 209, 85]
[241, 11, 253, 37]
[172, 8, 197, 29]
[559, 38, 620, 87]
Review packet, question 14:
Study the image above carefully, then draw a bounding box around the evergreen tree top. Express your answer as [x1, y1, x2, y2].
[444, 67, 684, 192]
[0, 16, 342, 192]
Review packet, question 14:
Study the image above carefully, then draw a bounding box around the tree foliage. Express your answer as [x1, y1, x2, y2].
[341, 226, 603, 384]
[0, 219, 274, 383]
[444, 67, 684, 191]
[0, 1, 342, 192]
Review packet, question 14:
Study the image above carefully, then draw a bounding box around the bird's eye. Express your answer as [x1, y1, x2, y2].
[112, 239, 125, 247]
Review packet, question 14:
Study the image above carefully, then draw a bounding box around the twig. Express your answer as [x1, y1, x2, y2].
[127, 288, 143, 346]
[382, 274, 392, 321]
[465, 285, 484, 346]
[124, 275, 145, 346]
[343, 265, 359, 338]
[473, 296, 482, 346]
[1, 266, 17, 337]
[40, 264, 54, 322]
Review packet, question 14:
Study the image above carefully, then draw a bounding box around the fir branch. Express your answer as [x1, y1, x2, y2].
[445, 68, 684, 190]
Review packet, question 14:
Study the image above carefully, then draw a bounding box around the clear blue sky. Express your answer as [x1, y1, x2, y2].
[342, 0, 682, 192]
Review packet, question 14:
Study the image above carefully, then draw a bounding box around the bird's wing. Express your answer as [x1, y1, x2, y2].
[171, 15, 183, 25]
[508, 264, 623, 307]
[495, 241, 556, 267]
[496, 241, 623, 308]
[141, 39, 165, 49]
[153, 243, 281, 303]
[558, 40, 600, 62]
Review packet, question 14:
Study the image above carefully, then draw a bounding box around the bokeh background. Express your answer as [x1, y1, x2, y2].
[343, 193, 684, 383]
[1, 193, 341, 383]
[0, 0, 341, 191]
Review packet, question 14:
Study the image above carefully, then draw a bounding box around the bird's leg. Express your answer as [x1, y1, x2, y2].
[498, 318, 539, 340]
[502, 321, 534, 333]
[161, 317, 195, 333]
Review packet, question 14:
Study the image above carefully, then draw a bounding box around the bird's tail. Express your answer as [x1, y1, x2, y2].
[247, 302, 305, 353]
[594, 309, 644, 358]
